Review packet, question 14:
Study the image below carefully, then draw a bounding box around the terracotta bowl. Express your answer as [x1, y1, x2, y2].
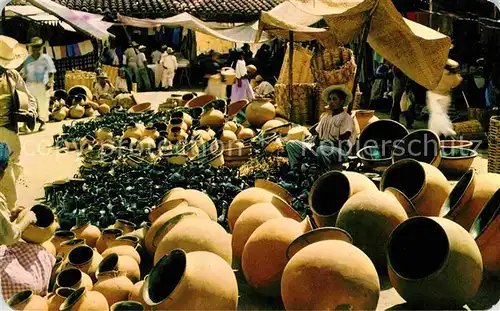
[227, 100, 249, 118]
[184, 95, 216, 108]
[128, 102, 152, 113]
[440, 140, 473, 149]
[439, 147, 478, 175]
[357, 146, 393, 169]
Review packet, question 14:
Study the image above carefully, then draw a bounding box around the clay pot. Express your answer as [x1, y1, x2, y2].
[168, 118, 188, 132]
[128, 279, 150, 311]
[55, 268, 93, 291]
[143, 249, 238, 310]
[221, 130, 237, 142]
[18, 204, 58, 244]
[232, 197, 302, 263]
[286, 126, 310, 141]
[79, 136, 95, 149]
[48, 288, 75, 311]
[123, 123, 145, 140]
[392, 129, 442, 167]
[49, 256, 65, 292]
[237, 127, 255, 140]
[200, 108, 225, 130]
[143, 127, 160, 140]
[70, 104, 85, 119]
[66, 245, 103, 280]
[439, 147, 478, 177]
[95, 128, 113, 141]
[59, 288, 109, 311]
[110, 301, 145, 311]
[93, 271, 134, 306]
[281, 229, 380, 310]
[52, 106, 68, 121]
[439, 169, 476, 221]
[96, 228, 123, 254]
[154, 216, 232, 265]
[242, 217, 312, 297]
[171, 111, 193, 128]
[113, 219, 136, 235]
[246, 99, 276, 127]
[71, 223, 101, 248]
[357, 145, 393, 169]
[97, 253, 141, 283]
[223, 121, 238, 132]
[441, 139, 473, 149]
[354, 109, 376, 133]
[193, 129, 212, 142]
[160, 188, 217, 221]
[262, 119, 283, 132]
[98, 104, 110, 115]
[42, 240, 57, 256]
[384, 187, 418, 218]
[387, 217, 483, 308]
[470, 189, 500, 276]
[7, 290, 48, 311]
[309, 171, 377, 227]
[102, 239, 141, 264]
[123, 223, 150, 249]
[137, 137, 156, 150]
[58, 239, 86, 259]
[128, 103, 152, 113]
[84, 107, 95, 117]
[380, 159, 450, 217]
[336, 189, 408, 267]
[228, 179, 293, 231]
[358, 119, 409, 156]
[184, 141, 199, 158]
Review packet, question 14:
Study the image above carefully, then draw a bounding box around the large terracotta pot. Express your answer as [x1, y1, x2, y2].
[48, 288, 75, 311]
[102, 239, 141, 264]
[50, 231, 76, 254]
[228, 180, 293, 231]
[281, 229, 380, 310]
[144, 249, 238, 310]
[200, 108, 225, 130]
[380, 159, 450, 216]
[387, 217, 483, 308]
[384, 187, 418, 218]
[17, 204, 58, 244]
[309, 171, 377, 227]
[439, 169, 476, 221]
[7, 290, 48, 311]
[97, 253, 140, 283]
[392, 129, 442, 167]
[66, 245, 103, 280]
[93, 271, 134, 306]
[159, 188, 217, 221]
[241, 217, 312, 297]
[246, 99, 276, 127]
[110, 301, 145, 311]
[128, 279, 150, 311]
[336, 189, 408, 268]
[111, 219, 136, 235]
[55, 268, 93, 291]
[123, 223, 150, 249]
[451, 173, 500, 230]
[58, 239, 86, 259]
[232, 197, 302, 263]
[96, 229, 123, 254]
[154, 216, 232, 265]
[470, 189, 500, 276]
[354, 109, 377, 133]
[59, 288, 109, 311]
[237, 127, 256, 140]
[71, 223, 101, 248]
[221, 130, 238, 143]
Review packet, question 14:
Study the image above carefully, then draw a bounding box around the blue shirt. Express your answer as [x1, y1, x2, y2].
[23, 54, 56, 84]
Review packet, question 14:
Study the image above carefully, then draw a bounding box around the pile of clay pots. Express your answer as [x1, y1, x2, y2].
[50, 87, 104, 122]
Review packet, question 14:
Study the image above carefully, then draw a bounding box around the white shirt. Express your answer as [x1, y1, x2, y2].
[22, 54, 56, 84]
[151, 50, 162, 64]
[161, 55, 178, 72]
[235, 59, 247, 79]
[136, 52, 147, 68]
[115, 76, 128, 92]
[254, 81, 274, 96]
[316, 111, 356, 147]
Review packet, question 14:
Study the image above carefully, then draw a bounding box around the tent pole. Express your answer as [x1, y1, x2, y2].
[288, 31, 294, 112]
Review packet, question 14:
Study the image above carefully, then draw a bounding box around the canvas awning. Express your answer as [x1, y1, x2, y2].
[118, 12, 272, 43]
[5, 5, 76, 32]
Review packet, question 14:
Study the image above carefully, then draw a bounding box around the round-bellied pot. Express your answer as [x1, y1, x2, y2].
[281, 229, 380, 310]
[241, 217, 312, 297]
[336, 189, 408, 268]
[55, 268, 93, 291]
[200, 108, 225, 130]
[387, 217, 483, 308]
[51, 230, 77, 254]
[470, 189, 500, 276]
[384, 187, 418, 218]
[102, 239, 141, 264]
[66, 245, 103, 281]
[245, 99, 276, 127]
[47, 287, 75, 311]
[237, 127, 255, 140]
[113, 219, 136, 235]
[221, 130, 238, 143]
[223, 121, 238, 132]
[7, 290, 48, 311]
[96, 229, 123, 254]
[49, 256, 65, 292]
[144, 249, 238, 310]
[354, 109, 377, 133]
[380, 159, 450, 217]
[159, 188, 217, 221]
[71, 223, 101, 248]
[154, 216, 232, 265]
[59, 288, 109, 311]
[392, 129, 442, 167]
[97, 253, 140, 283]
[128, 278, 150, 311]
[439, 147, 478, 177]
[171, 111, 193, 128]
[439, 169, 476, 221]
[17, 204, 58, 244]
[123, 123, 145, 140]
[58, 239, 86, 259]
[123, 222, 150, 249]
[93, 270, 134, 306]
[95, 127, 113, 141]
[110, 301, 145, 311]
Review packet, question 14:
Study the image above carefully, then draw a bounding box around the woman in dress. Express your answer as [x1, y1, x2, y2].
[230, 50, 254, 103]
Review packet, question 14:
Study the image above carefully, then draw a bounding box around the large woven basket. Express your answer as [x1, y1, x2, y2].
[277, 44, 314, 84]
[453, 120, 484, 135]
[275, 83, 317, 125]
[489, 116, 500, 173]
[65, 70, 96, 91]
[310, 47, 357, 87]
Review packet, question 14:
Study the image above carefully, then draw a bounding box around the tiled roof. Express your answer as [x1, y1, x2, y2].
[52, 0, 284, 22]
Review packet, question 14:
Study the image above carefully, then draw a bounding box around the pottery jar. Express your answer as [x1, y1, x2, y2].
[52, 106, 68, 121]
[228, 179, 294, 231]
[380, 159, 450, 217]
[336, 189, 408, 268]
[98, 104, 110, 115]
[148, 196, 192, 223]
[168, 118, 188, 132]
[193, 129, 212, 142]
[237, 127, 255, 140]
[49, 256, 65, 292]
[281, 229, 380, 310]
[110, 301, 145, 311]
[223, 121, 238, 132]
[84, 106, 95, 117]
[392, 129, 442, 167]
[95, 127, 113, 141]
[123, 123, 145, 140]
[71, 222, 101, 248]
[66, 245, 103, 280]
[184, 141, 199, 159]
[309, 171, 377, 227]
[79, 136, 95, 149]
[221, 130, 238, 143]
[200, 108, 225, 130]
[123, 222, 150, 249]
[102, 239, 141, 264]
[58, 288, 109, 311]
[232, 197, 302, 263]
[171, 111, 193, 128]
[128, 278, 151, 311]
[69, 104, 85, 119]
[137, 137, 156, 151]
[47, 287, 75, 311]
[17, 204, 58, 244]
[384, 187, 418, 218]
[354, 109, 376, 133]
[58, 239, 86, 259]
[97, 253, 141, 283]
[154, 216, 232, 265]
[241, 217, 312, 297]
[160, 188, 217, 221]
[143, 127, 160, 140]
[7, 290, 48, 311]
[387, 217, 483, 308]
[42, 240, 57, 256]
[143, 249, 238, 310]
[55, 268, 93, 291]
[262, 119, 284, 132]
[470, 189, 500, 276]
[246, 99, 276, 127]
[93, 271, 134, 306]
[112, 219, 136, 235]
[439, 169, 476, 221]
[96, 228, 123, 254]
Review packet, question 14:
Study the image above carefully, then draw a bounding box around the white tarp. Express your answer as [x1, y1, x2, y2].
[491, 0, 500, 10]
[6, 5, 76, 32]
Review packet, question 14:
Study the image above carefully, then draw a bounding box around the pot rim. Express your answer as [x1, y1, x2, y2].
[384, 187, 418, 217]
[110, 301, 145, 311]
[60, 287, 86, 311]
[470, 188, 500, 240]
[97, 253, 119, 275]
[56, 267, 83, 288]
[440, 147, 479, 160]
[102, 228, 124, 236]
[60, 238, 86, 247]
[7, 290, 33, 307]
[54, 230, 76, 239]
[380, 159, 426, 202]
[116, 219, 136, 228]
[308, 171, 351, 217]
[255, 179, 294, 204]
[440, 139, 473, 149]
[55, 287, 75, 299]
[67, 245, 95, 267]
[356, 146, 392, 163]
[286, 227, 353, 260]
[439, 169, 476, 218]
[392, 129, 441, 166]
[359, 119, 409, 150]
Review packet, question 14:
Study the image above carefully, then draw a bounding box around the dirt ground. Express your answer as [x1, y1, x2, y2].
[14, 97, 496, 310]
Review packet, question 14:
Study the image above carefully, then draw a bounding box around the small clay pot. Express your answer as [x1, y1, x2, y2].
[93, 271, 134, 306]
[113, 219, 136, 235]
[96, 228, 123, 254]
[97, 253, 140, 283]
[167, 118, 188, 132]
[71, 223, 101, 248]
[18, 204, 58, 244]
[66, 245, 103, 281]
[7, 290, 48, 311]
[245, 99, 276, 127]
[102, 239, 141, 264]
[50, 230, 76, 253]
[200, 108, 225, 130]
[59, 288, 109, 311]
[58, 238, 86, 259]
[95, 127, 113, 141]
[55, 268, 93, 291]
[47, 287, 75, 311]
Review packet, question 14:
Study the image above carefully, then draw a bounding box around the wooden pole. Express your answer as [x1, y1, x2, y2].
[1, 9, 5, 35]
[288, 31, 294, 109]
[429, 0, 433, 28]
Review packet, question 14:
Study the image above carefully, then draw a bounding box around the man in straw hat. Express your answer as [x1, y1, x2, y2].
[136, 45, 151, 91]
[286, 84, 356, 172]
[153, 45, 166, 89]
[21, 37, 56, 132]
[0, 35, 37, 211]
[253, 75, 274, 98]
[93, 72, 115, 100]
[160, 47, 177, 90]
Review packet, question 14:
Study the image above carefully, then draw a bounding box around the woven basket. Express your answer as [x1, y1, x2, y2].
[489, 116, 500, 173]
[275, 83, 317, 125]
[277, 44, 314, 84]
[453, 120, 484, 135]
[102, 65, 119, 85]
[310, 47, 357, 87]
[65, 70, 96, 91]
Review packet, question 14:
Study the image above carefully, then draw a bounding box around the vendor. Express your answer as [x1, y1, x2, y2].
[93, 72, 115, 100]
[0, 142, 55, 300]
[286, 84, 356, 172]
[204, 50, 226, 98]
[230, 49, 255, 103]
[114, 68, 130, 93]
[160, 47, 177, 90]
[254, 75, 274, 98]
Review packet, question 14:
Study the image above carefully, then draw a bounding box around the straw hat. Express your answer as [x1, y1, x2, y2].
[97, 72, 108, 79]
[167, 47, 174, 54]
[0, 36, 28, 69]
[255, 75, 263, 82]
[161, 44, 167, 50]
[28, 37, 44, 47]
[322, 84, 353, 105]
[138, 45, 146, 51]
[132, 42, 139, 47]
[246, 64, 257, 73]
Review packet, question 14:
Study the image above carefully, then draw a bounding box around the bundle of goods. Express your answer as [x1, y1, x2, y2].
[274, 83, 317, 125]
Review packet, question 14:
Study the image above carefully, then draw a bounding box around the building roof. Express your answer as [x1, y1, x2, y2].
[52, 0, 283, 22]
